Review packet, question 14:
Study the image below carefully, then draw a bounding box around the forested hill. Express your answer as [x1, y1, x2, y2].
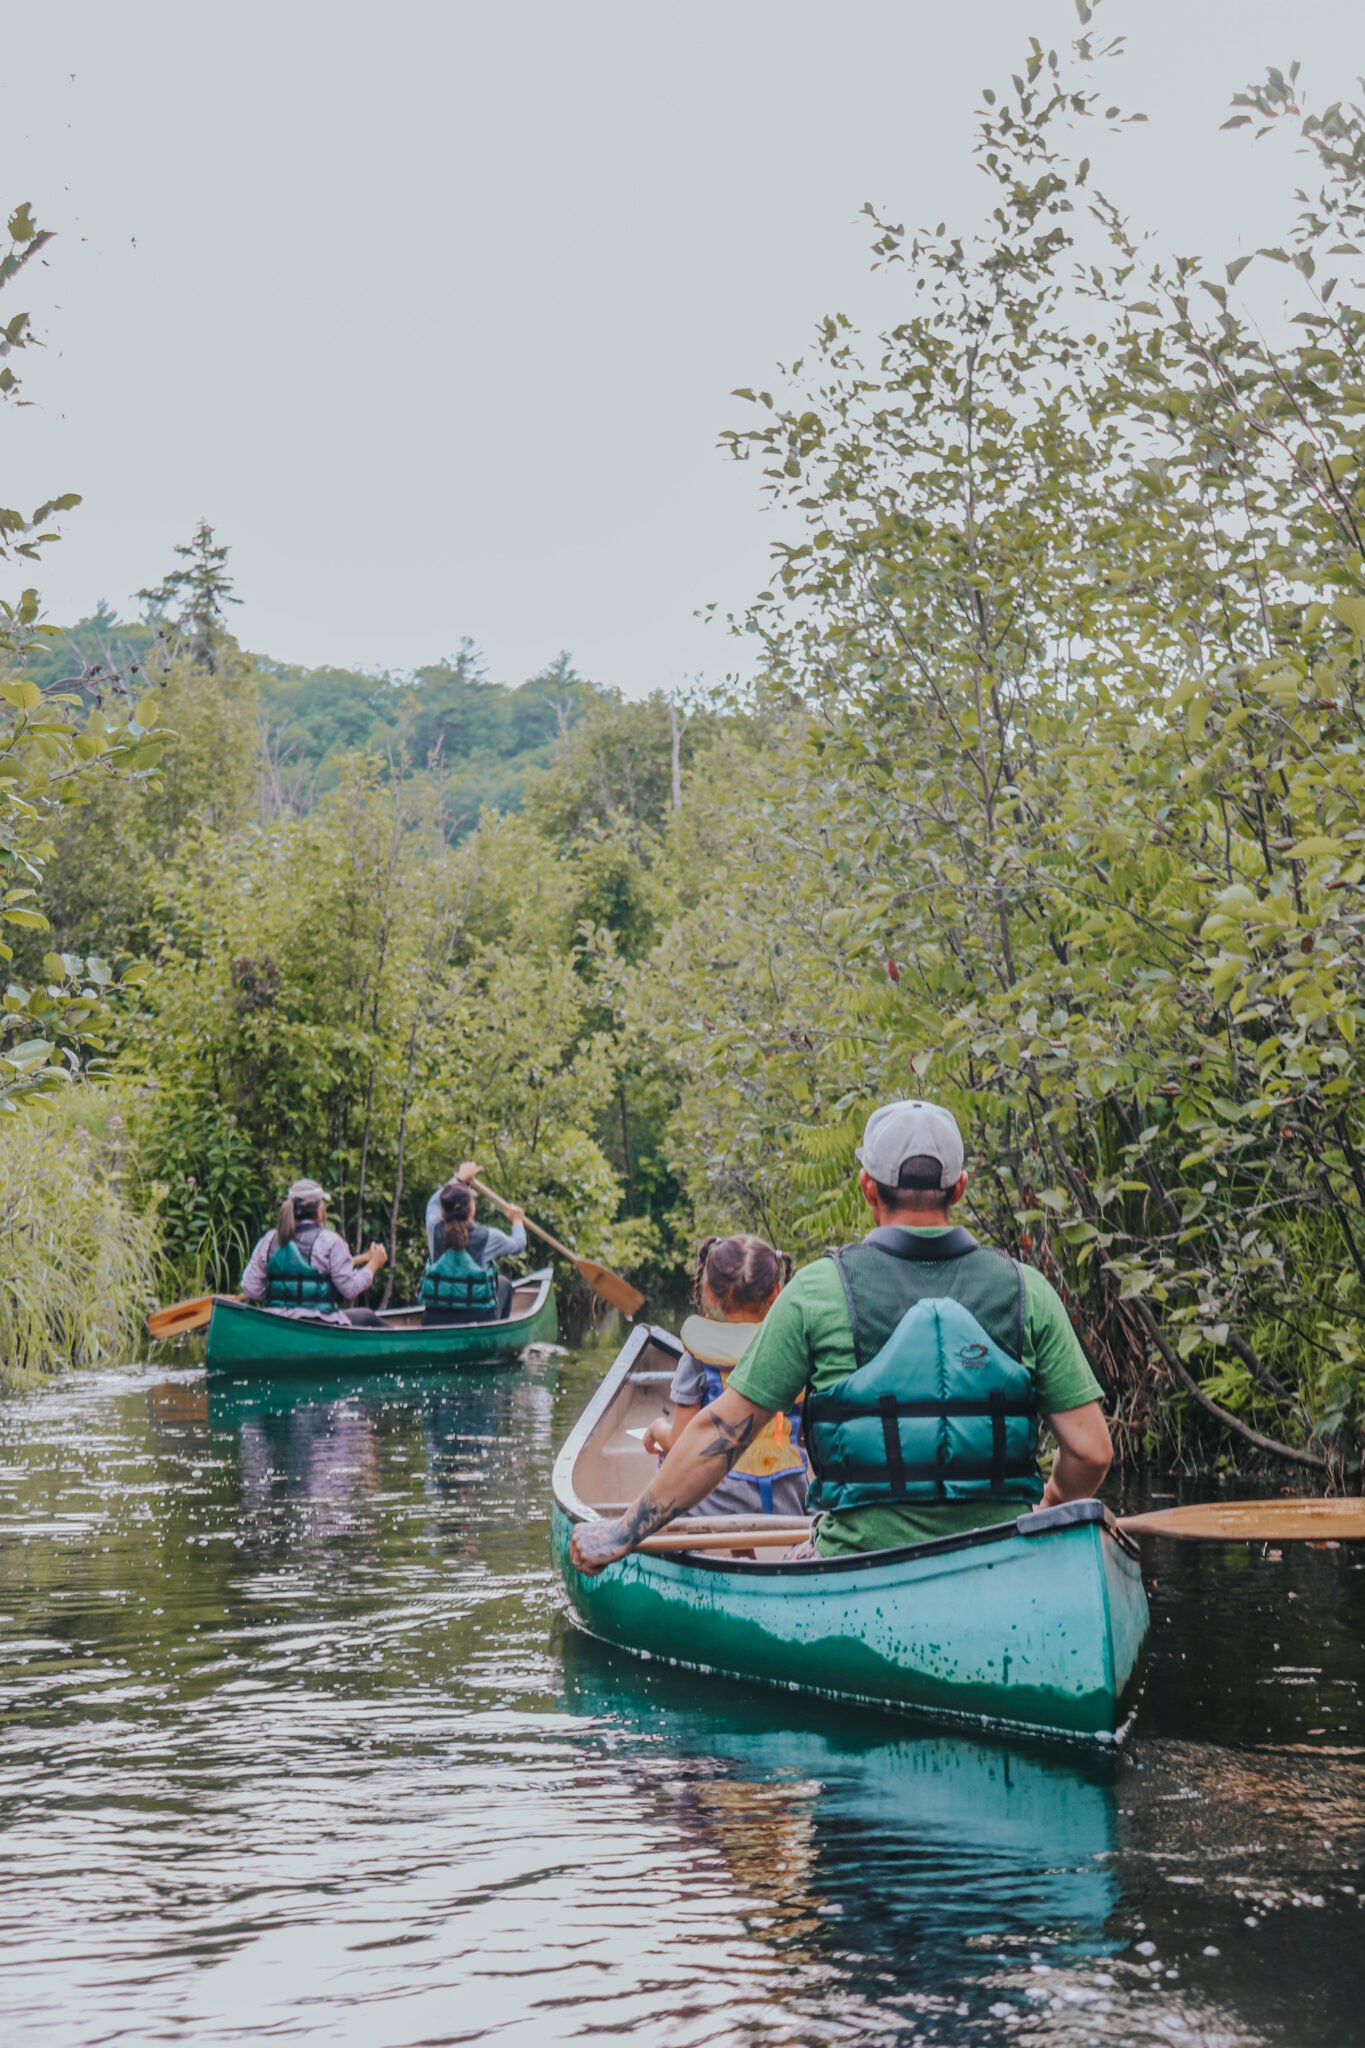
[25, 603, 605, 825]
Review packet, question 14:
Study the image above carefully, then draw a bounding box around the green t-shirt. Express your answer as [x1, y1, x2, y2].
[727, 1228, 1104, 1557]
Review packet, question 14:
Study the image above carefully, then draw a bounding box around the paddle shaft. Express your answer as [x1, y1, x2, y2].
[470, 1179, 576, 1262]
[470, 1178, 645, 1315]
[640, 1527, 806, 1554]
[631, 1496, 1365, 1557]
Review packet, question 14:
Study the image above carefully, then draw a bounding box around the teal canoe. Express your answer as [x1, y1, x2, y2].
[204, 1267, 558, 1374]
[552, 1323, 1150, 1741]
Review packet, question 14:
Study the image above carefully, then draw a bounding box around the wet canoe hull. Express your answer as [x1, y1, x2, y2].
[553, 1321, 1150, 1740]
[552, 1500, 1148, 1740]
[204, 1269, 558, 1374]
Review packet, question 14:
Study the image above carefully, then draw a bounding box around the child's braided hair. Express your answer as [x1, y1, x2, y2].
[691, 1234, 792, 1314]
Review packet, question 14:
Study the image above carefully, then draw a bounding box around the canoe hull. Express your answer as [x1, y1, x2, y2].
[553, 1502, 1147, 1740]
[204, 1270, 558, 1374]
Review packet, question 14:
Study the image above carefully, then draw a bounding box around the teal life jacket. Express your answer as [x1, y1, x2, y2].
[422, 1245, 498, 1318]
[264, 1226, 340, 1311]
[803, 1226, 1042, 1514]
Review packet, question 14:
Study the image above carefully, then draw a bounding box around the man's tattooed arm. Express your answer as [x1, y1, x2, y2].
[569, 1388, 775, 1574]
[696, 1408, 763, 1465]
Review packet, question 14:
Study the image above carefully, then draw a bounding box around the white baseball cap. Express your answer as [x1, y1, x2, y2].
[287, 1177, 330, 1205]
[855, 1100, 965, 1189]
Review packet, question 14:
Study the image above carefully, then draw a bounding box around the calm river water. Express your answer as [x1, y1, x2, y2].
[2, 1340, 1363, 2046]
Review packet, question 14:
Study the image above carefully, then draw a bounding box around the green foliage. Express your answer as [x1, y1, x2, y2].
[0, 1089, 159, 1382]
[128, 764, 653, 1308]
[255, 646, 605, 824]
[638, 16, 1365, 1472]
[18, 15, 1365, 1479]
[36, 648, 264, 960]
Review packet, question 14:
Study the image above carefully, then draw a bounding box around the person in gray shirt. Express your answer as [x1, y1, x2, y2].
[425, 1160, 527, 1315]
[240, 1178, 388, 1323]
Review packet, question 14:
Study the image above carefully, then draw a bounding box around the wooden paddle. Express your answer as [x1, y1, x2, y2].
[146, 1294, 227, 1339]
[1115, 1497, 1365, 1541]
[636, 1496, 1365, 1556]
[470, 1178, 645, 1317]
[641, 1527, 805, 1554]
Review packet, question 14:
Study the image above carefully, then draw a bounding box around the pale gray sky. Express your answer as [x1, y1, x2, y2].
[6, 1, 1362, 693]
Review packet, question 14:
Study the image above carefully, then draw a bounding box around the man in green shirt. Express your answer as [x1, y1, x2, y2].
[571, 1099, 1112, 1574]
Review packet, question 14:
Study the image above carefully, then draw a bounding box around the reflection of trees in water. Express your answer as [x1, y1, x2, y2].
[421, 1373, 556, 1503]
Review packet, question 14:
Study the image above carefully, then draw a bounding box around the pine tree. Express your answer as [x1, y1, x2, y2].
[138, 520, 240, 673]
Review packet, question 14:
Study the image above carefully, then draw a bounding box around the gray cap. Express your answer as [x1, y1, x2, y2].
[855, 1100, 965, 1189]
[287, 1177, 330, 1205]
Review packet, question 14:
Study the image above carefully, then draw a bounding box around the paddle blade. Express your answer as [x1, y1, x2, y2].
[146, 1296, 215, 1339]
[1119, 1497, 1365, 1543]
[575, 1257, 646, 1318]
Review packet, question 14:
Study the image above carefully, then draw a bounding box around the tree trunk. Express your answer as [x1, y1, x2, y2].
[619, 1078, 634, 1209]
[668, 697, 683, 812]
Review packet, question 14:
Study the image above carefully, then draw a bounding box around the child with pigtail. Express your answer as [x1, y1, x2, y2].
[643, 1234, 808, 1519]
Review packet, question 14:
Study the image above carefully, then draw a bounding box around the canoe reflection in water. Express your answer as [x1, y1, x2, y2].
[206, 1366, 558, 1559]
[560, 1635, 1121, 2026]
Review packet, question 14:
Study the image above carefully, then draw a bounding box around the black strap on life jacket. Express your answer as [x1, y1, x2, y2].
[847, 1380, 1036, 1488]
[863, 1224, 980, 1261]
[878, 1394, 906, 1494]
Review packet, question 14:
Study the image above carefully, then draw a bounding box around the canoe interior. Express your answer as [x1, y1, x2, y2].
[564, 1323, 687, 1499]
[560, 1321, 816, 1560]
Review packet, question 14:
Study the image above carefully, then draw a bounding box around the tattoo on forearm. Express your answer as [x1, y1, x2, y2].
[697, 1412, 760, 1468]
[617, 1488, 679, 1546]
[608, 1410, 763, 1553]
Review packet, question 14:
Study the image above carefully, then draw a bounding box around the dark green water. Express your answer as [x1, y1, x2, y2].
[2, 1344, 1363, 2046]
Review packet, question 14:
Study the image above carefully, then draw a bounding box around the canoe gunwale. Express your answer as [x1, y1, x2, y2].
[550, 1320, 1140, 1575]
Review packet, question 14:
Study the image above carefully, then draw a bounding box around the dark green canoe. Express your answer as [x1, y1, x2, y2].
[204, 1268, 558, 1374]
[553, 1322, 1150, 1741]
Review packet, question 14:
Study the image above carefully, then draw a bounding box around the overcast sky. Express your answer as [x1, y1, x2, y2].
[6, 1, 1362, 694]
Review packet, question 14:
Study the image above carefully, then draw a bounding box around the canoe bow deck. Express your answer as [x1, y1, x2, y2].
[552, 1323, 1150, 1742]
[204, 1268, 558, 1373]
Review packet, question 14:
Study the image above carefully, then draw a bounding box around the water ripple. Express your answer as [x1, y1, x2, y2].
[2, 1356, 1363, 2045]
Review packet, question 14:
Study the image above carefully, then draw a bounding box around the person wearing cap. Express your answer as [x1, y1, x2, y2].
[571, 1099, 1112, 1573]
[239, 1179, 389, 1324]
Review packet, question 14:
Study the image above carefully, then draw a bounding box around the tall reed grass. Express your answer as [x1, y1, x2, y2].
[0, 1091, 159, 1382]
